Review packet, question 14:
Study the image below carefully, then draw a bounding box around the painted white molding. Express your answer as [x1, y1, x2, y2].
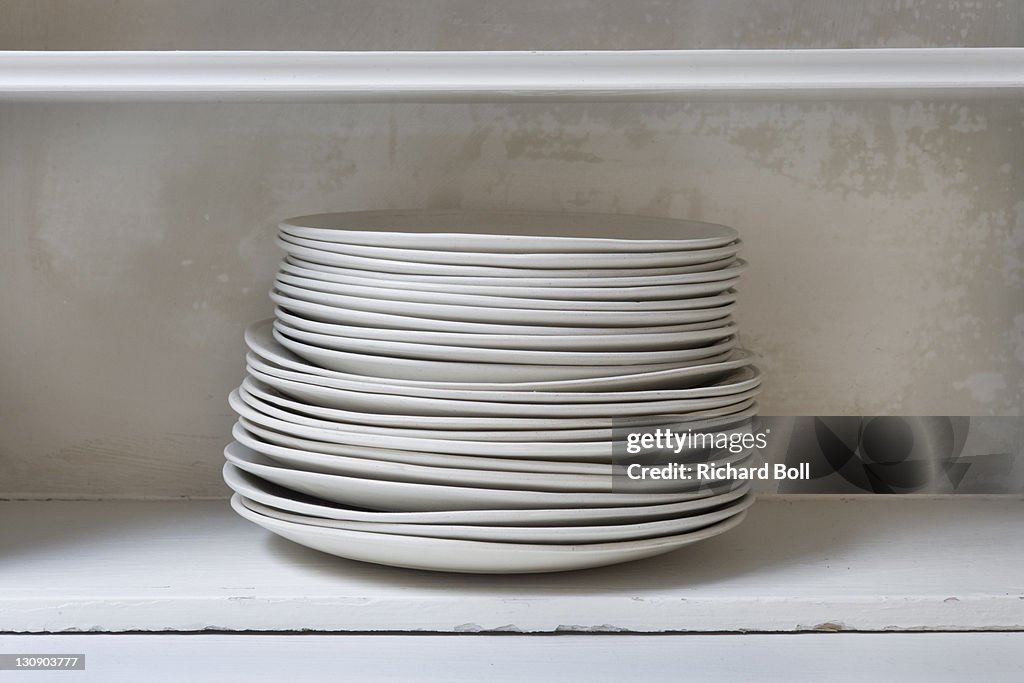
[1, 633, 1022, 682]
[0, 49, 1021, 100]
[1, 496, 1021, 633]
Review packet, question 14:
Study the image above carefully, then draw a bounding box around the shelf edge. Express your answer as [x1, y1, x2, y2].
[1, 49, 1022, 101]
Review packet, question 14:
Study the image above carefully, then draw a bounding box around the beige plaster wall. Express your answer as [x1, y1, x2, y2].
[1, 2, 1021, 496]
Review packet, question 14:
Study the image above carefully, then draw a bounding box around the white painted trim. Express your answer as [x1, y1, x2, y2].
[0, 49, 1021, 100]
[2, 633, 1022, 682]
[1, 497, 1021, 633]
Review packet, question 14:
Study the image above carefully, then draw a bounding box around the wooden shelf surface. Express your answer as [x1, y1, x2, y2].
[1, 496, 1021, 633]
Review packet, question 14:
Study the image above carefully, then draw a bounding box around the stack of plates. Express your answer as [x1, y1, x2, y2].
[226, 210, 760, 573]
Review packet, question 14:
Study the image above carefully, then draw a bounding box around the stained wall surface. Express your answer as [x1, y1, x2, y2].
[2, 0, 1021, 49]
[1, 2, 1021, 496]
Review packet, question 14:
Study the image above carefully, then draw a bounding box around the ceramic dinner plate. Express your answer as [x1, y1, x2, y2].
[230, 432, 612, 493]
[245, 361, 762, 416]
[232, 422, 753, 493]
[239, 494, 755, 545]
[247, 354, 759, 409]
[234, 420, 612, 475]
[274, 320, 739, 367]
[277, 271, 738, 312]
[238, 416, 754, 476]
[275, 307, 737, 352]
[246, 321, 755, 394]
[243, 370, 762, 422]
[280, 210, 740, 253]
[242, 374, 618, 432]
[280, 236, 741, 276]
[277, 233, 741, 274]
[232, 393, 757, 462]
[272, 295, 735, 336]
[273, 327, 736, 382]
[225, 444, 746, 511]
[288, 254, 742, 288]
[230, 493, 749, 573]
[282, 258, 745, 300]
[278, 236, 741, 271]
[232, 385, 757, 444]
[233, 389, 611, 451]
[224, 462, 752, 527]
[274, 281, 738, 328]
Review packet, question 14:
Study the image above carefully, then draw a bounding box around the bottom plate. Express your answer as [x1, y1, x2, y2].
[239, 493, 755, 544]
[223, 463, 751, 527]
[230, 494, 748, 574]
[225, 443, 747, 511]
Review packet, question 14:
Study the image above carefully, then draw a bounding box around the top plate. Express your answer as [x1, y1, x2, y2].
[280, 210, 739, 253]
[277, 234, 740, 275]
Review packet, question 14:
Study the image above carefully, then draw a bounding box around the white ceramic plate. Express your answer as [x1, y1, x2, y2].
[245, 321, 754, 393]
[247, 354, 759, 409]
[275, 307, 737, 352]
[278, 233, 741, 274]
[233, 419, 753, 493]
[280, 210, 739, 253]
[277, 271, 738, 312]
[239, 493, 755, 545]
[282, 258, 745, 299]
[224, 462, 752, 526]
[229, 389, 759, 460]
[274, 281, 738, 328]
[225, 444, 745, 511]
[288, 254, 743, 287]
[243, 376, 759, 431]
[233, 388, 610, 446]
[230, 431, 613, 493]
[280, 236, 741, 276]
[244, 369, 762, 422]
[235, 420, 610, 475]
[234, 385, 757, 443]
[278, 232, 742, 270]
[229, 493, 749, 573]
[274, 320, 738, 367]
[272, 294, 735, 336]
[246, 363, 761, 418]
[238, 417, 755, 477]
[273, 327, 736, 382]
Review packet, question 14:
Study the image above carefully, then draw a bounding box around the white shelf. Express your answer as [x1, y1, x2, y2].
[2, 633, 1023, 682]
[1, 496, 1021, 633]
[0, 49, 1022, 101]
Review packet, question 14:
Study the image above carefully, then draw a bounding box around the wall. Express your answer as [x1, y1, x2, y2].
[1, 2, 1021, 497]
[3, 0, 1021, 50]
